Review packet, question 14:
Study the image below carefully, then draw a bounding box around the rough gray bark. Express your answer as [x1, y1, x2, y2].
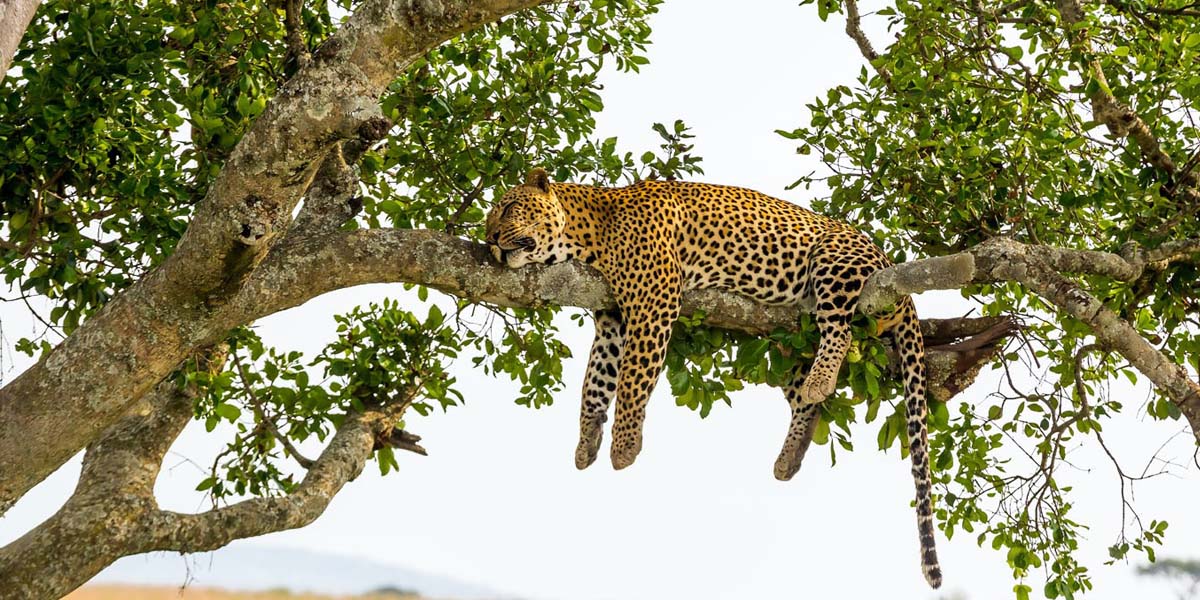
[0, 0, 40, 83]
[0, 0, 547, 517]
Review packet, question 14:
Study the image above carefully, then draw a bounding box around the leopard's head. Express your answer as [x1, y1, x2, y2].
[484, 167, 567, 268]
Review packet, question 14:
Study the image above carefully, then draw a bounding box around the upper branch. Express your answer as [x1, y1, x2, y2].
[843, 0, 893, 86]
[1056, 0, 1200, 213]
[166, 0, 546, 298]
[1098, 0, 1200, 19]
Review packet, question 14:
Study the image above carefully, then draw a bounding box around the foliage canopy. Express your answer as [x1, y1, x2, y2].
[1, 1, 1199, 599]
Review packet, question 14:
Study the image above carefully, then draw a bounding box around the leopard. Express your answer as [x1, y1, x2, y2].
[484, 167, 942, 588]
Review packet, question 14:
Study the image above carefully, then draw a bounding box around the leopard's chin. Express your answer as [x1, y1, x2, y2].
[490, 245, 533, 268]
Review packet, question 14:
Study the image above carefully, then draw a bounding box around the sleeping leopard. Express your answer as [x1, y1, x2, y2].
[484, 168, 942, 588]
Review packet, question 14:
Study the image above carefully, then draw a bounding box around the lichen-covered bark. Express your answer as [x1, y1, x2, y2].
[0, 380, 398, 600]
[0, 374, 199, 599]
[974, 238, 1200, 441]
[0, 0, 40, 83]
[0, 0, 546, 516]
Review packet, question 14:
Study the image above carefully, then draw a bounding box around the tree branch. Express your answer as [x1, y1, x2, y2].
[1098, 0, 1200, 18]
[0, 370, 409, 599]
[1056, 0, 1200, 224]
[0, 0, 41, 84]
[283, 0, 310, 72]
[290, 128, 385, 237]
[145, 407, 393, 553]
[864, 237, 1200, 438]
[843, 0, 893, 86]
[234, 228, 1016, 402]
[0, 347, 224, 598]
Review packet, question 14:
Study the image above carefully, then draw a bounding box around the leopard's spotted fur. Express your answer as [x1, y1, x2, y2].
[485, 168, 942, 588]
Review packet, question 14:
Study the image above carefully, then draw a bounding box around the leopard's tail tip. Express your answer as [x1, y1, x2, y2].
[924, 565, 943, 589]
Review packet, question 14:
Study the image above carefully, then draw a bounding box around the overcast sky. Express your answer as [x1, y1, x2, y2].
[3, 2, 1199, 599]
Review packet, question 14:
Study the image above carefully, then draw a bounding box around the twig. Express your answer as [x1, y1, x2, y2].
[283, 0, 310, 73]
[230, 351, 316, 469]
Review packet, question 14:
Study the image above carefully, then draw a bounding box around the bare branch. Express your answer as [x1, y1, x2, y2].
[843, 0, 893, 85]
[231, 351, 316, 469]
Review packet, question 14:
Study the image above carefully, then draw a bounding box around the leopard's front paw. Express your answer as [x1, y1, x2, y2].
[575, 420, 604, 470]
[610, 431, 643, 470]
[800, 371, 835, 405]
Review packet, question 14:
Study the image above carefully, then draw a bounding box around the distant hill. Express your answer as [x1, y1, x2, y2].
[87, 544, 513, 600]
[68, 584, 422, 600]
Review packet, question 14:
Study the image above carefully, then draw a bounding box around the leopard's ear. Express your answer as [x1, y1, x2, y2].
[525, 167, 551, 193]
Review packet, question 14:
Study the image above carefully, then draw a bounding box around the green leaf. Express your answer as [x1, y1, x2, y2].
[1014, 584, 1031, 600]
[214, 403, 241, 422]
[812, 416, 830, 445]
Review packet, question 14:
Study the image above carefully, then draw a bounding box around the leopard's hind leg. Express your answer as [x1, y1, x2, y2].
[774, 362, 819, 481]
[798, 234, 862, 406]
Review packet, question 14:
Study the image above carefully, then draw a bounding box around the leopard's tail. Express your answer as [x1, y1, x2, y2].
[895, 296, 942, 589]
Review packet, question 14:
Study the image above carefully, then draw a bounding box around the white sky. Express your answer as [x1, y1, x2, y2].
[3, 1, 1200, 599]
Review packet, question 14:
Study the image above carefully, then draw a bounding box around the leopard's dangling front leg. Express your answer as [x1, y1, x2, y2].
[601, 210, 683, 470]
[774, 363, 820, 481]
[608, 299, 680, 470]
[575, 309, 624, 470]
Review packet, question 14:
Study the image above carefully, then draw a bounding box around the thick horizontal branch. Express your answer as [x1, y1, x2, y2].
[237, 229, 1017, 401]
[247, 229, 1200, 422]
[238, 229, 992, 337]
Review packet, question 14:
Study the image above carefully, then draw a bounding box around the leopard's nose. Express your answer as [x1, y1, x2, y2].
[485, 232, 498, 244]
